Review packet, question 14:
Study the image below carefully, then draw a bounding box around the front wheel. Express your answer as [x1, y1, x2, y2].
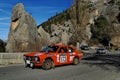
[73, 57, 79, 65]
[42, 59, 53, 70]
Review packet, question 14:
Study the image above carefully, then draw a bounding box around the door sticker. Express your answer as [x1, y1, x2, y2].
[57, 54, 59, 62]
[70, 56, 74, 61]
[60, 54, 67, 63]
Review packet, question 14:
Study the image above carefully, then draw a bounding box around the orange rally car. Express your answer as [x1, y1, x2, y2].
[23, 44, 83, 70]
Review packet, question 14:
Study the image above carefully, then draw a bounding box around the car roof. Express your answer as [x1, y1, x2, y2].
[50, 44, 76, 49]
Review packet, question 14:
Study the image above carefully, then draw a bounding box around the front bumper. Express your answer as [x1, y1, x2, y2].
[24, 56, 42, 67]
[24, 60, 42, 67]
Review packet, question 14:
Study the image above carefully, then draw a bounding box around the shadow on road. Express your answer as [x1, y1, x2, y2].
[82, 54, 120, 72]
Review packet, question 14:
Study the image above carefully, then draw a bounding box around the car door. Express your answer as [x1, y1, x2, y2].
[57, 47, 69, 64]
[68, 47, 75, 62]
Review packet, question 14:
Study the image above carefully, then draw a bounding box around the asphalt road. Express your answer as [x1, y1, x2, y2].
[1, 53, 120, 80]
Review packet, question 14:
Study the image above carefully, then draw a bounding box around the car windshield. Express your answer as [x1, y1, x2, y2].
[41, 45, 59, 52]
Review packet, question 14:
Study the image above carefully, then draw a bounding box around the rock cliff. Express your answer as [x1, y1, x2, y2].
[6, 3, 39, 52]
[6, 0, 120, 52]
[37, 26, 50, 46]
[40, 0, 120, 47]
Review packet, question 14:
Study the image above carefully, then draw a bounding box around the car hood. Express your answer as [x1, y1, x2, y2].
[24, 52, 46, 57]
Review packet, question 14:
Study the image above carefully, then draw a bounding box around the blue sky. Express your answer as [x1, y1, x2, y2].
[0, 0, 73, 40]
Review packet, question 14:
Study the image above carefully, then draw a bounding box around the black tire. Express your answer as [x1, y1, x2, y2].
[42, 59, 53, 70]
[73, 57, 79, 65]
[51, 61, 55, 69]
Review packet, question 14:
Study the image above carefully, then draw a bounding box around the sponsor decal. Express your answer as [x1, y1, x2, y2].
[48, 54, 54, 57]
[34, 53, 44, 56]
[60, 54, 67, 63]
[57, 54, 59, 62]
[72, 52, 75, 55]
[70, 56, 74, 61]
[70, 52, 73, 56]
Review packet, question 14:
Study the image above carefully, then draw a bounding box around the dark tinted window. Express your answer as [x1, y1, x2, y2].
[68, 47, 74, 53]
[41, 46, 59, 52]
[59, 47, 67, 53]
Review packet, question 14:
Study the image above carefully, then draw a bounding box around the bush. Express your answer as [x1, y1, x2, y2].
[38, 9, 71, 34]
[91, 15, 109, 43]
[0, 39, 6, 52]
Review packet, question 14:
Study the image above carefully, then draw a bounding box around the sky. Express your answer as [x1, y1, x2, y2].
[0, 0, 73, 41]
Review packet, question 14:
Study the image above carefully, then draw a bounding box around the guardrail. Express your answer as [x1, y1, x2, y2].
[0, 53, 26, 65]
[0, 51, 120, 66]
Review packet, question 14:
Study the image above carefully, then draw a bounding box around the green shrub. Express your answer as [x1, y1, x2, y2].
[38, 9, 71, 34]
[0, 39, 6, 52]
[91, 15, 109, 43]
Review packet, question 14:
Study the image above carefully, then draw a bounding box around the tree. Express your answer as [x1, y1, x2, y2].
[0, 39, 5, 52]
[91, 15, 109, 44]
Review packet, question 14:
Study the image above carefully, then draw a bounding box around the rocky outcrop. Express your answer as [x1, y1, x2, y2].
[94, 0, 120, 46]
[70, 0, 93, 45]
[6, 3, 39, 52]
[38, 26, 50, 46]
[110, 36, 120, 47]
[40, 0, 120, 47]
[74, 0, 120, 46]
[49, 20, 73, 45]
[6, 0, 120, 52]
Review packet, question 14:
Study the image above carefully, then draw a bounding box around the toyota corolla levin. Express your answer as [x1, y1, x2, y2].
[23, 44, 83, 70]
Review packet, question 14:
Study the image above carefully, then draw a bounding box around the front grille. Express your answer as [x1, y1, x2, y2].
[25, 56, 40, 62]
[26, 56, 35, 61]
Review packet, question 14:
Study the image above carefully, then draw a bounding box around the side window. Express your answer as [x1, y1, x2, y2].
[59, 47, 67, 53]
[68, 47, 74, 53]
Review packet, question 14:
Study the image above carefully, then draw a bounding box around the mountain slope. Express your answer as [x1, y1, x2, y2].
[38, 0, 120, 47]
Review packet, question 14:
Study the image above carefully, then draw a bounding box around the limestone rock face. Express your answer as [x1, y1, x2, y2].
[6, 3, 39, 52]
[38, 26, 50, 47]
[50, 20, 73, 45]
[39, 0, 120, 47]
[110, 36, 120, 47]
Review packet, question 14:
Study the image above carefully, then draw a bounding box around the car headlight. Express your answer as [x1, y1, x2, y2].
[35, 57, 39, 61]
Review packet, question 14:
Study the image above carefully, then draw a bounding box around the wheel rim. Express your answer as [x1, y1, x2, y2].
[45, 61, 51, 69]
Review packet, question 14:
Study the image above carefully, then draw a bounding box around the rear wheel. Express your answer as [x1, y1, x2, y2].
[73, 57, 79, 65]
[42, 59, 53, 70]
